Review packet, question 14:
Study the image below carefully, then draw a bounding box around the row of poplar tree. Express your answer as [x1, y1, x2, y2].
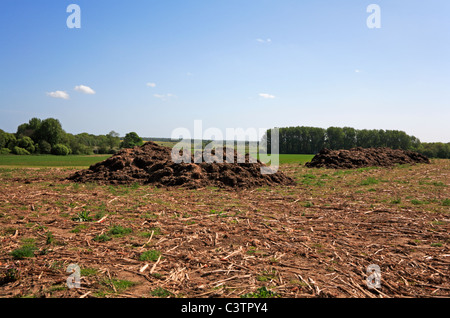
[263, 126, 449, 158]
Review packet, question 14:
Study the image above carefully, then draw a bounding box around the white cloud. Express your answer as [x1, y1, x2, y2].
[46, 91, 70, 100]
[256, 38, 272, 44]
[146, 82, 156, 88]
[355, 69, 361, 73]
[154, 93, 176, 101]
[259, 93, 276, 99]
[74, 85, 96, 95]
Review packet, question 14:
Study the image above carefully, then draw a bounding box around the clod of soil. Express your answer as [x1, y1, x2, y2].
[68, 141, 295, 189]
[305, 147, 430, 169]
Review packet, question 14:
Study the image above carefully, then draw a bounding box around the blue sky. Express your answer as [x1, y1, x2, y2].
[0, 0, 449, 142]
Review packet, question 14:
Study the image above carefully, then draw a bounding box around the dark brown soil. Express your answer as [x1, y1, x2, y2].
[68, 141, 295, 189]
[305, 147, 430, 169]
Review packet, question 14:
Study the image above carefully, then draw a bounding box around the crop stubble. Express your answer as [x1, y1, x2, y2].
[0, 159, 449, 298]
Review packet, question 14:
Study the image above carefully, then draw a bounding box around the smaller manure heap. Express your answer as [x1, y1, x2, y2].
[305, 147, 430, 169]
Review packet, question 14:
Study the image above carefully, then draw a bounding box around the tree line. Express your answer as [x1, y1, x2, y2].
[264, 126, 449, 158]
[2, 119, 448, 158]
[0, 117, 143, 156]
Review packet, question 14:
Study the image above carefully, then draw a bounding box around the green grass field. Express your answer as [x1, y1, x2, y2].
[277, 154, 314, 165]
[0, 155, 112, 168]
[0, 153, 314, 168]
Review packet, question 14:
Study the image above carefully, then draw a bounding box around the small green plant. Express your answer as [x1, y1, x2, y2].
[72, 210, 92, 222]
[139, 226, 163, 238]
[101, 278, 136, 293]
[130, 182, 140, 190]
[93, 234, 111, 242]
[431, 242, 443, 247]
[108, 225, 132, 237]
[151, 272, 163, 279]
[360, 177, 379, 186]
[241, 287, 279, 298]
[80, 267, 98, 277]
[11, 244, 36, 259]
[45, 232, 54, 245]
[209, 209, 226, 217]
[411, 199, 424, 205]
[391, 198, 401, 204]
[139, 250, 162, 262]
[141, 212, 159, 219]
[21, 237, 36, 244]
[442, 199, 450, 206]
[71, 224, 88, 233]
[257, 269, 277, 282]
[150, 287, 173, 298]
[300, 174, 317, 185]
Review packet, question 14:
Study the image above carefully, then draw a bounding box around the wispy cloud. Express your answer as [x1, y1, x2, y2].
[146, 82, 156, 88]
[355, 69, 361, 73]
[259, 93, 276, 99]
[153, 93, 176, 101]
[256, 38, 272, 44]
[74, 85, 96, 95]
[46, 91, 70, 100]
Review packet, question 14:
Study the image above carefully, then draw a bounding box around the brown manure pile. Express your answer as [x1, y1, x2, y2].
[68, 141, 295, 189]
[305, 147, 430, 169]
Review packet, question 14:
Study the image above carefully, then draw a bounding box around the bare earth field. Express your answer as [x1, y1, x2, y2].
[0, 160, 449, 298]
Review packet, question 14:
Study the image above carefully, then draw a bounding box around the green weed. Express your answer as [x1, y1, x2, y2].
[101, 278, 136, 293]
[360, 177, 379, 186]
[139, 250, 162, 262]
[150, 287, 173, 298]
[11, 244, 36, 259]
[108, 225, 133, 237]
[93, 234, 111, 242]
[241, 287, 279, 298]
[72, 210, 93, 222]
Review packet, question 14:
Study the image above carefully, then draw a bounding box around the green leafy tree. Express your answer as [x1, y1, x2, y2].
[0, 133, 17, 151]
[106, 130, 121, 150]
[16, 117, 42, 141]
[121, 132, 143, 148]
[52, 144, 71, 156]
[356, 129, 372, 148]
[342, 127, 357, 149]
[38, 140, 52, 154]
[36, 118, 64, 146]
[13, 146, 31, 155]
[17, 136, 35, 153]
[0, 148, 11, 154]
[326, 127, 345, 149]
